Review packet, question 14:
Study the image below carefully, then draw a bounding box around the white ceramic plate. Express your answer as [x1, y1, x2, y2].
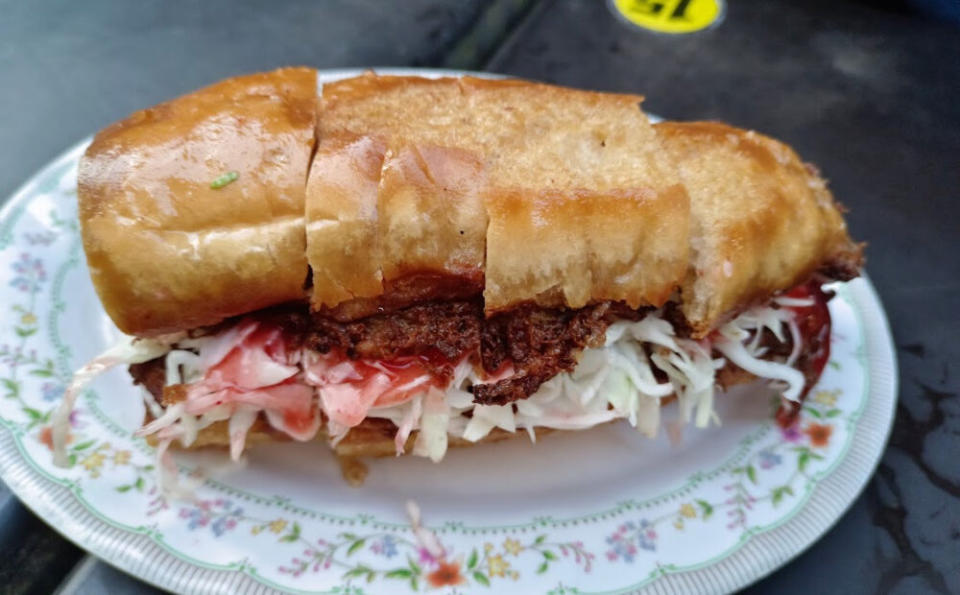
[0, 68, 897, 595]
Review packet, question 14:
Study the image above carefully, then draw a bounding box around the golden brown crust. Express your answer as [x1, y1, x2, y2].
[306, 130, 489, 316]
[81, 72, 861, 337]
[305, 132, 387, 307]
[314, 76, 495, 313]
[332, 419, 534, 458]
[313, 73, 690, 315]
[654, 121, 863, 337]
[318, 273, 484, 322]
[484, 185, 689, 312]
[78, 67, 317, 336]
[154, 414, 539, 458]
[377, 143, 488, 288]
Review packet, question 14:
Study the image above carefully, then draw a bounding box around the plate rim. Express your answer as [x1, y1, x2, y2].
[0, 67, 898, 595]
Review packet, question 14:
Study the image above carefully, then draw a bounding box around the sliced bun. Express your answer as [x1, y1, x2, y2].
[305, 132, 387, 308]
[157, 371, 772, 459]
[655, 121, 863, 336]
[78, 67, 317, 336]
[156, 414, 536, 458]
[310, 74, 690, 316]
[79, 71, 861, 337]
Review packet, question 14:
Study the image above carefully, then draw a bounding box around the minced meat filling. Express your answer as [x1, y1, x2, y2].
[307, 300, 483, 367]
[471, 303, 612, 405]
[309, 299, 630, 405]
[128, 289, 830, 426]
[131, 299, 654, 407]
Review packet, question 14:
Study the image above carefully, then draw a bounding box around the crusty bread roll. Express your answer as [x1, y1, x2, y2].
[378, 143, 487, 293]
[159, 372, 754, 460]
[78, 67, 317, 336]
[305, 132, 387, 308]
[80, 71, 860, 337]
[155, 413, 534, 458]
[485, 186, 689, 312]
[306, 134, 488, 318]
[655, 122, 863, 336]
[309, 74, 690, 316]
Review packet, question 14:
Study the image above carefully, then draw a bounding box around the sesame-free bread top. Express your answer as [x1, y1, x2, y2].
[310, 74, 690, 315]
[655, 121, 862, 337]
[78, 67, 317, 336]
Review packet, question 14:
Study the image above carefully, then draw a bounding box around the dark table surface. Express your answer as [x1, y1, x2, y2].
[1, 1, 958, 593]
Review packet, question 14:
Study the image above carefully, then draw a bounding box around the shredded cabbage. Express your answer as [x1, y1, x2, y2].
[373, 301, 808, 460]
[58, 299, 812, 473]
[713, 305, 807, 401]
[52, 333, 183, 467]
[412, 388, 449, 462]
[393, 394, 423, 453]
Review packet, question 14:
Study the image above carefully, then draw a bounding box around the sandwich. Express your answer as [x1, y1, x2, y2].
[52, 69, 863, 479]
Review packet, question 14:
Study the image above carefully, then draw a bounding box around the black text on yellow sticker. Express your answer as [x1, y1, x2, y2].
[611, 0, 723, 34]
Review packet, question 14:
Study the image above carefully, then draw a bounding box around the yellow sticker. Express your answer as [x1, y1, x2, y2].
[611, 0, 723, 34]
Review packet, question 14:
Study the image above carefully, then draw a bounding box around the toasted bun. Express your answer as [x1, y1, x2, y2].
[78, 67, 317, 336]
[655, 122, 863, 337]
[80, 72, 861, 337]
[158, 371, 770, 459]
[309, 74, 690, 316]
[305, 132, 387, 308]
[159, 414, 535, 459]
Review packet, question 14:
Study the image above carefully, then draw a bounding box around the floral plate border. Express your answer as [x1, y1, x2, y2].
[0, 68, 898, 594]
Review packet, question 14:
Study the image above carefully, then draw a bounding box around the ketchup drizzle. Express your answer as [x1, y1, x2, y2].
[775, 282, 833, 427]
